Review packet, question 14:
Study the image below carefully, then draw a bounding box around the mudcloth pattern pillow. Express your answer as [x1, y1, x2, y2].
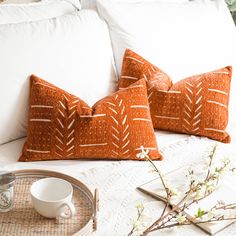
[19, 75, 162, 161]
[119, 49, 232, 143]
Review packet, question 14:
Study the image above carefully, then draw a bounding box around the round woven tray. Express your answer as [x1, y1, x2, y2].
[0, 169, 98, 236]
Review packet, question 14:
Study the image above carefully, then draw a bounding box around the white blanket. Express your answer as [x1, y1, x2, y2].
[0, 132, 236, 235]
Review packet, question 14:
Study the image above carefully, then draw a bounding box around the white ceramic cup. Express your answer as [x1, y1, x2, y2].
[30, 177, 75, 219]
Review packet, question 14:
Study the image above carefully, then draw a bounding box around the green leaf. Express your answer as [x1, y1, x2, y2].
[196, 208, 205, 218]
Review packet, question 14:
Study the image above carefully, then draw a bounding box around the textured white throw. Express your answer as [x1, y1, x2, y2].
[76, 136, 236, 236]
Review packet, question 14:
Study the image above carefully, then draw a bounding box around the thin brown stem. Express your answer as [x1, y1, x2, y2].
[142, 191, 191, 235]
[149, 216, 236, 232]
[215, 203, 236, 211]
[145, 154, 169, 197]
[145, 154, 172, 220]
[204, 144, 217, 182]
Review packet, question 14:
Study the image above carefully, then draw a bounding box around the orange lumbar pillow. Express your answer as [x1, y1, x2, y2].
[119, 49, 232, 143]
[19, 75, 162, 161]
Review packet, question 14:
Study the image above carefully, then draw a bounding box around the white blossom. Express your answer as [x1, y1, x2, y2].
[136, 146, 149, 160]
[132, 209, 150, 235]
[220, 156, 230, 166]
[132, 219, 146, 234]
[176, 213, 187, 224]
[193, 190, 205, 200]
[206, 210, 215, 220]
[136, 202, 144, 211]
[218, 167, 227, 176]
[205, 182, 216, 193]
[170, 187, 180, 197]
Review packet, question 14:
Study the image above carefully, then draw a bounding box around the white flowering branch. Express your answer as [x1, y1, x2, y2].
[128, 203, 145, 236]
[128, 144, 236, 235]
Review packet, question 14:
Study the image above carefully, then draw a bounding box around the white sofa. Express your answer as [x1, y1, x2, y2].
[0, 0, 236, 235]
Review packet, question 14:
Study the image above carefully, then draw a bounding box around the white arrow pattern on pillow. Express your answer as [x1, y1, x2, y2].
[55, 94, 77, 158]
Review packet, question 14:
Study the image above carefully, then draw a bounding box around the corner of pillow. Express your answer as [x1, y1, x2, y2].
[226, 65, 233, 79]
[18, 152, 26, 162]
[222, 133, 231, 143]
[30, 74, 41, 85]
[152, 152, 163, 161]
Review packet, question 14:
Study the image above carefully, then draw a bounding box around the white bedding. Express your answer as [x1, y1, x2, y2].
[1, 131, 235, 235]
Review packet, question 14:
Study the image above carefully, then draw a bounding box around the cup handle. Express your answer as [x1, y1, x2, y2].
[58, 202, 76, 219]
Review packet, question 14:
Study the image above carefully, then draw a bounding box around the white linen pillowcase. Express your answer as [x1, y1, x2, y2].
[80, 0, 189, 10]
[0, 10, 117, 144]
[0, 0, 81, 24]
[97, 0, 236, 133]
[97, 0, 236, 79]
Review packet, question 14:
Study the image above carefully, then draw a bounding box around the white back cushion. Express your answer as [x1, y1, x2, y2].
[97, 0, 236, 132]
[0, 10, 117, 144]
[97, 0, 236, 80]
[0, 0, 81, 24]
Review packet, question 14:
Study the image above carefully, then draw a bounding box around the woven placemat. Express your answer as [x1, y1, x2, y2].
[0, 170, 97, 236]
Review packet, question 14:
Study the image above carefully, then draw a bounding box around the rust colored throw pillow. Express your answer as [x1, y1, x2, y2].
[119, 49, 232, 143]
[19, 75, 162, 161]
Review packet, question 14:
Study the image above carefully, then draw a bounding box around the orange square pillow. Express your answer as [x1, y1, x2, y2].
[19, 75, 162, 161]
[119, 49, 232, 143]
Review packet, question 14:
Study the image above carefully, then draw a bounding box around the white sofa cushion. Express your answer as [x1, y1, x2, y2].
[0, 0, 81, 24]
[0, 10, 117, 144]
[97, 0, 236, 131]
[97, 0, 236, 79]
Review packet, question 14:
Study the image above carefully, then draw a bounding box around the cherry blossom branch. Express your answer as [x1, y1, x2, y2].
[149, 215, 236, 232]
[128, 143, 236, 235]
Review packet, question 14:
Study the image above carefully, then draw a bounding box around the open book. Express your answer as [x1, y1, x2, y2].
[138, 167, 235, 235]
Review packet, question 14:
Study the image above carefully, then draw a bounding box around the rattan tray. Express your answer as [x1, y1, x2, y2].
[0, 169, 99, 236]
